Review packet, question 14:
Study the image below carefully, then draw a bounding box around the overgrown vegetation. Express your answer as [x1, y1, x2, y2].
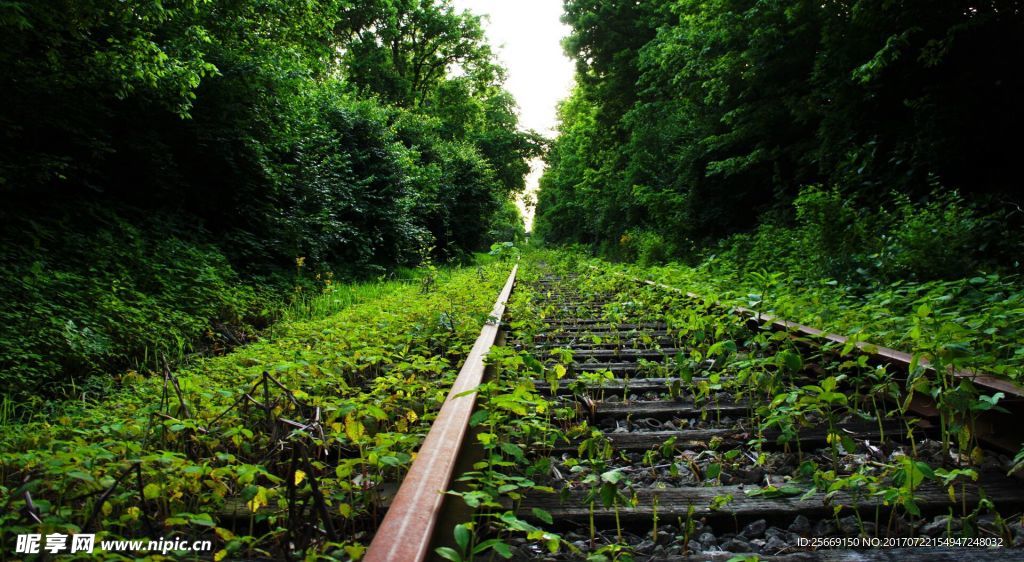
[3, 0, 1022, 558]
[0, 0, 535, 397]
[0, 261, 512, 559]
[441, 252, 1020, 560]
[535, 0, 1023, 281]
[531, 0, 1023, 387]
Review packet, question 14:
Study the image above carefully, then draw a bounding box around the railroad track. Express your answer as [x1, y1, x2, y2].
[366, 262, 1024, 561]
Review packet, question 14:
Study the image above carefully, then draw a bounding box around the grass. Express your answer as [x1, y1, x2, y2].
[0, 259, 516, 559]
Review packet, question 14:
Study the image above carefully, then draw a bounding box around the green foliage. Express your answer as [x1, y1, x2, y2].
[505, 250, 1016, 552]
[341, 0, 497, 109]
[709, 186, 1013, 283]
[0, 262, 511, 557]
[487, 200, 527, 246]
[1, 0, 538, 264]
[0, 0, 541, 396]
[617, 229, 674, 267]
[0, 205, 271, 403]
[881, 192, 994, 280]
[536, 0, 1023, 272]
[617, 249, 1024, 381]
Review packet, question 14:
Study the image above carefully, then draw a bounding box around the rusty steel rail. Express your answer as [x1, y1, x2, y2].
[597, 266, 1024, 398]
[364, 263, 518, 562]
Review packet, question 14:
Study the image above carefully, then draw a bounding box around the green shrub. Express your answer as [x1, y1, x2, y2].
[792, 186, 880, 278]
[618, 229, 675, 267]
[487, 199, 527, 245]
[879, 191, 992, 280]
[705, 186, 1008, 284]
[0, 205, 272, 404]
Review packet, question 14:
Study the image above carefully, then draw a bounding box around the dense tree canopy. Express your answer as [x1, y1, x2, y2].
[0, 0, 538, 396]
[0, 0, 539, 268]
[536, 0, 1024, 263]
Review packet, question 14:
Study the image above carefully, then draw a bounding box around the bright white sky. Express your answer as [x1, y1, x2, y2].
[451, 0, 575, 230]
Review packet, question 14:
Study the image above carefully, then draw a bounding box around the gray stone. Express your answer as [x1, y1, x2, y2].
[920, 516, 958, 537]
[813, 519, 837, 536]
[839, 515, 861, 535]
[788, 514, 811, 534]
[686, 540, 702, 553]
[977, 513, 998, 527]
[741, 519, 767, 538]
[764, 535, 789, 553]
[635, 539, 656, 553]
[720, 538, 752, 553]
[698, 532, 717, 546]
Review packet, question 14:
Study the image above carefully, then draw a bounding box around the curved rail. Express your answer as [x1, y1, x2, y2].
[364, 263, 518, 562]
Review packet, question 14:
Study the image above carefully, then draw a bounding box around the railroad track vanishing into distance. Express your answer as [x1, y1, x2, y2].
[365, 260, 1024, 562]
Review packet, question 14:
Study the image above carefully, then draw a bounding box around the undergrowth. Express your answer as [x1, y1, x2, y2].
[626, 262, 1024, 382]
[0, 260, 513, 560]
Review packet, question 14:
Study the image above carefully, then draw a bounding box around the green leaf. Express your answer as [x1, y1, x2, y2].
[454, 523, 471, 552]
[779, 350, 803, 373]
[435, 546, 462, 562]
[143, 483, 161, 500]
[469, 410, 489, 427]
[531, 507, 554, 525]
[600, 483, 617, 508]
[600, 469, 624, 484]
[474, 539, 513, 558]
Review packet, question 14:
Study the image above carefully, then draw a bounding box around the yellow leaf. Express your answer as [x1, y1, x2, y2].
[345, 414, 365, 442]
[338, 503, 352, 518]
[294, 470, 306, 486]
[214, 527, 235, 541]
[971, 447, 985, 465]
[247, 487, 268, 512]
[214, 550, 228, 561]
[344, 544, 366, 560]
[101, 501, 112, 516]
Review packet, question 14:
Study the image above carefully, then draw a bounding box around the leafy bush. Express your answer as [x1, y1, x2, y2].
[0, 205, 272, 403]
[487, 199, 527, 246]
[618, 229, 675, 267]
[791, 186, 880, 278]
[0, 261, 511, 558]
[705, 186, 1010, 284]
[879, 191, 994, 280]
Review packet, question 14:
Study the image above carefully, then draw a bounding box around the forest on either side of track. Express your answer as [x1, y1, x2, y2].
[2, 1, 1024, 559]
